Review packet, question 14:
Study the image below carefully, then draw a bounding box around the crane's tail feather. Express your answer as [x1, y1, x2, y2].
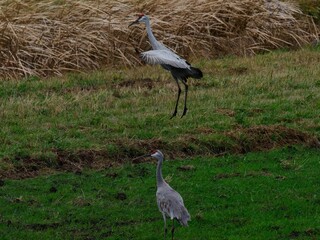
[178, 208, 191, 226]
[190, 67, 203, 79]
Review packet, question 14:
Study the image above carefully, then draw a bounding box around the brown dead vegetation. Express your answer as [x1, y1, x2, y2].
[0, 0, 318, 79]
[214, 169, 284, 180]
[1, 125, 319, 179]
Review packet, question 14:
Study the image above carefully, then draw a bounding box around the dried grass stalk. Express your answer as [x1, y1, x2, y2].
[0, 0, 318, 79]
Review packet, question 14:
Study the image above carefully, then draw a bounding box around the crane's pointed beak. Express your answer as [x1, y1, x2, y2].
[128, 19, 139, 27]
[132, 153, 150, 162]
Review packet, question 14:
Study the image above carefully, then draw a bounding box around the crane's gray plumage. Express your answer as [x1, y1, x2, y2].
[151, 150, 190, 239]
[140, 50, 191, 70]
[129, 13, 203, 118]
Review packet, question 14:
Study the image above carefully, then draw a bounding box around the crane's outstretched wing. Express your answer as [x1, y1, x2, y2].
[140, 50, 191, 70]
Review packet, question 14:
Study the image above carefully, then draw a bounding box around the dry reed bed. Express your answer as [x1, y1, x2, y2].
[0, 0, 318, 79]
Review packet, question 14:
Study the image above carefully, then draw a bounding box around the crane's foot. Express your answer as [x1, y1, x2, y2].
[164, 228, 168, 240]
[181, 107, 188, 118]
[170, 110, 177, 119]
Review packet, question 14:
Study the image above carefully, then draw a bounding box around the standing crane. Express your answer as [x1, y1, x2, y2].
[129, 13, 203, 118]
[135, 150, 190, 239]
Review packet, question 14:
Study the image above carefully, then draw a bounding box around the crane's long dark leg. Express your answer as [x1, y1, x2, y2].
[162, 213, 167, 240]
[171, 219, 175, 240]
[170, 77, 181, 119]
[180, 78, 188, 118]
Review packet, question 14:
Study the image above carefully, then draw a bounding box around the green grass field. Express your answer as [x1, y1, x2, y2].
[1, 46, 320, 239]
[1, 147, 320, 239]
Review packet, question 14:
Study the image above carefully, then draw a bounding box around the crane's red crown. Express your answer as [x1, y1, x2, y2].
[150, 150, 158, 155]
[136, 13, 145, 18]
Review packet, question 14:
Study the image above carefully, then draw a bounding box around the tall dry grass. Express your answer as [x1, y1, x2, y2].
[0, 0, 318, 79]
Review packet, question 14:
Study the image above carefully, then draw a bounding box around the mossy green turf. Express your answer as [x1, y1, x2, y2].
[0, 47, 320, 167]
[1, 147, 320, 239]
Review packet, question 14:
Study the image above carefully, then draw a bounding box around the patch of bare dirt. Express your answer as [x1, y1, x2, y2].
[226, 125, 320, 153]
[214, 169, 286, 180]
[25, 223, 61, 231]
[115, 78, 154, 89]
[228, 67, 248, 75]
[288, 228, 320, 239]
[1, 125, 319, 179]
[216, 108, 236, 117]
[193, 127, 217, 135]
[177, 165, 195, 171]
[216, 108, 264, 118]
[214, 172, 241, 179]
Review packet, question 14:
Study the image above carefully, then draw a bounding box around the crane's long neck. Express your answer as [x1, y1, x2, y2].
[156, 158, 165, 187]
[145, 18, 162, 50]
